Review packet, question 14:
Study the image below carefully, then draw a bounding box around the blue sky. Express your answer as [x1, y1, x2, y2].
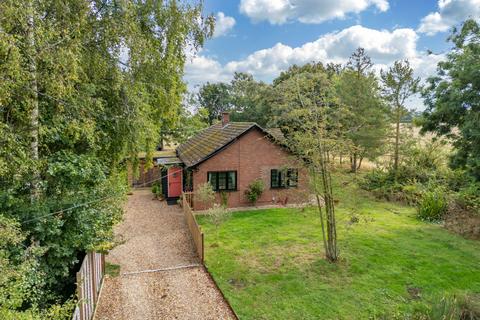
[185, 0, 480, 109]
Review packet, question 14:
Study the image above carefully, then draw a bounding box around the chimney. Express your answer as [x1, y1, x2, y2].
[221, 112, 230, 127]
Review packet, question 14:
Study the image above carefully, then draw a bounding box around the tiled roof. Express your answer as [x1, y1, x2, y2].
[266, 128, 285, 144]
[177, 122, 257, 167]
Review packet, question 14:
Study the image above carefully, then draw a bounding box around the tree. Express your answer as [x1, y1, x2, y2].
[275, 71, 340, 262]
[336, 48, 389, 172]
[0, 0, 212, 313]
[197, 82, 231, 124]
[381, 60, 420, 175]
[229, 72, 273, 127]
[421, 19, 480, 181]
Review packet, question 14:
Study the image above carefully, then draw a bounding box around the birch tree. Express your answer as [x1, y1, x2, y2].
[275, 71, 340, 262]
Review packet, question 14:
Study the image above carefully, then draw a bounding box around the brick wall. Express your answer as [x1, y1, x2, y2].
[192, 128, 307, 210]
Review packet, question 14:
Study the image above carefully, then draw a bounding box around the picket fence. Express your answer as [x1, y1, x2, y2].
[72, 252, 105, 320]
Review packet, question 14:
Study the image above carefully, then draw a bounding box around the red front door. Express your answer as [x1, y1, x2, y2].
[168, 166, 183, 198]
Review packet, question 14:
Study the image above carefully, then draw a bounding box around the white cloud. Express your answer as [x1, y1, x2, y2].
[213, 12, 236, 38]
[239, 0, 389, 24]
[184, 55, 232, 88]
[184, 25, 444, 109]
[418, 0, 480, 35]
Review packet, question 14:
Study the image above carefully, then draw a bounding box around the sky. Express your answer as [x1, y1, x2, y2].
[184, 0, 480, 110]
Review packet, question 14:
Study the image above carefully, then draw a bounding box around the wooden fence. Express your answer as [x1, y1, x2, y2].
[72, 252, 105, 320]
[182, 192, 204, 262]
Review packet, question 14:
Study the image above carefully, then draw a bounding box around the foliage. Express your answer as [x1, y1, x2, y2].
[0, 0, 212, 314]
[206, 204, 230, 231]
[361, 139, 451, 203]
[0, 215, 44, 311]
[220, 191, 229, 208]
[244, 179, 265, 205]
[195, 182, 216, 207]
[336, 48, 389, 172]
[228, 72, 274, 127]
[273, 70, 340, 261]
[421, 19, 480, 181]
[151, 182, 163, 199]
[197, 172, 480, 319]
[417, 189, 448, 222]
[171, 104, 210, 143]
[381, 60, 420, 174]
[196, 72, 273, 126]
[197, 82, 231, 125]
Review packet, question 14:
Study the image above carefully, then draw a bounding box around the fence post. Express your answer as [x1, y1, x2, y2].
[77, 271, 84, 320]
[201, 232, 204, 263]
[89, 252, 97, 304]
[101, 253, 105, 275]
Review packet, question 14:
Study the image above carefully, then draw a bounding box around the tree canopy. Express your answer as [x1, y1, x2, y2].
[421, 19, 480, 181]
[0, 0, 211, 315]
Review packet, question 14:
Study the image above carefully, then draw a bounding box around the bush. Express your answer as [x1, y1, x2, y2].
[220, 191, 228, 208]
[207, 204, 230, 230]
[195, 182, 216, 207]
[245, 179, 265, 205]
[151, 182, 162, 199]
[417, 189, 448, 222]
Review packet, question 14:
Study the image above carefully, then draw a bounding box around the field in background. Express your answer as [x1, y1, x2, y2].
[197, 172, 479, 319]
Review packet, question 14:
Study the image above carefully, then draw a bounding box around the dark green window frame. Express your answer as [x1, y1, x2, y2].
[271, 168, 298, 189]
[207, 171, 237, 191]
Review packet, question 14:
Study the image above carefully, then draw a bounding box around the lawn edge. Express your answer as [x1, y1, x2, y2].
[203, 264, 240, 320]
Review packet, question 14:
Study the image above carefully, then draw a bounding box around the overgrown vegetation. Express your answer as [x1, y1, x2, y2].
[0, 0, 212, 317]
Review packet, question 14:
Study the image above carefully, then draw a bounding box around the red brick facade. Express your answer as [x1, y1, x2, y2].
[191, 127, 306, 210]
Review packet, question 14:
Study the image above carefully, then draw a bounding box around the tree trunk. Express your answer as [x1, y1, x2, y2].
[357, 156, 364, 171]
[351, 153, 357, 173]
[393, 107, 401, 176]
[27, 2, 40, 201]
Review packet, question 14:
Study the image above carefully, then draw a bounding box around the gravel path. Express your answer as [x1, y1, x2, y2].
[94, 189, 235, 320]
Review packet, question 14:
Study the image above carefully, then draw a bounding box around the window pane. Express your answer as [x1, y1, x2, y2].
[279, 170, 286, 187]
[227, 171, 236, 190]
[271, 169, 279, 188]
[288, 169, 298, 187]
[208, 172, 217, 190]
[218, 172, 227, 190]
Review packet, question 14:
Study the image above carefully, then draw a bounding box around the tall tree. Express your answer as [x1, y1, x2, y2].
[422, 19, 480, 181]
[229, 72, 273, 127]
[336, 48, 389, 173]
[275, 71, 340, 262]
[0, 0, 212, 312]
[381, 60, 420, 175]
[197, 82, 231, 124]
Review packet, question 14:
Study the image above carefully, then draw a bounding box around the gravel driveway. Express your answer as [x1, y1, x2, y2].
[94, 189, 235, 320]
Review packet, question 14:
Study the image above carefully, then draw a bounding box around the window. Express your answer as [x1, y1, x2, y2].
[208, 171, 237, 191]
[271, 168, 298, 188]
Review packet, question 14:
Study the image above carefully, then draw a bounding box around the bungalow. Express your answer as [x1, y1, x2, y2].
[131, 113, 306, 210]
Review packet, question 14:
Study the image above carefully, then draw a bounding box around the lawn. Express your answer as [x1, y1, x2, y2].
[197, 174, 480, 319]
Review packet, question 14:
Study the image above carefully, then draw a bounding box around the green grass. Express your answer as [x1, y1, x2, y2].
[197, 173, 480, 319]
[105, 262, 120, 277]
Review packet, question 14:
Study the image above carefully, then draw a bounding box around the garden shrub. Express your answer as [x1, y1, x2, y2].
[417, 189, 448, 222]
[195, 182, 216, 208]
[151, 182, 162, 199]
[220, 191, 228, 208]
[207, 204, 230, 230]
[245, 179, 265, 205]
